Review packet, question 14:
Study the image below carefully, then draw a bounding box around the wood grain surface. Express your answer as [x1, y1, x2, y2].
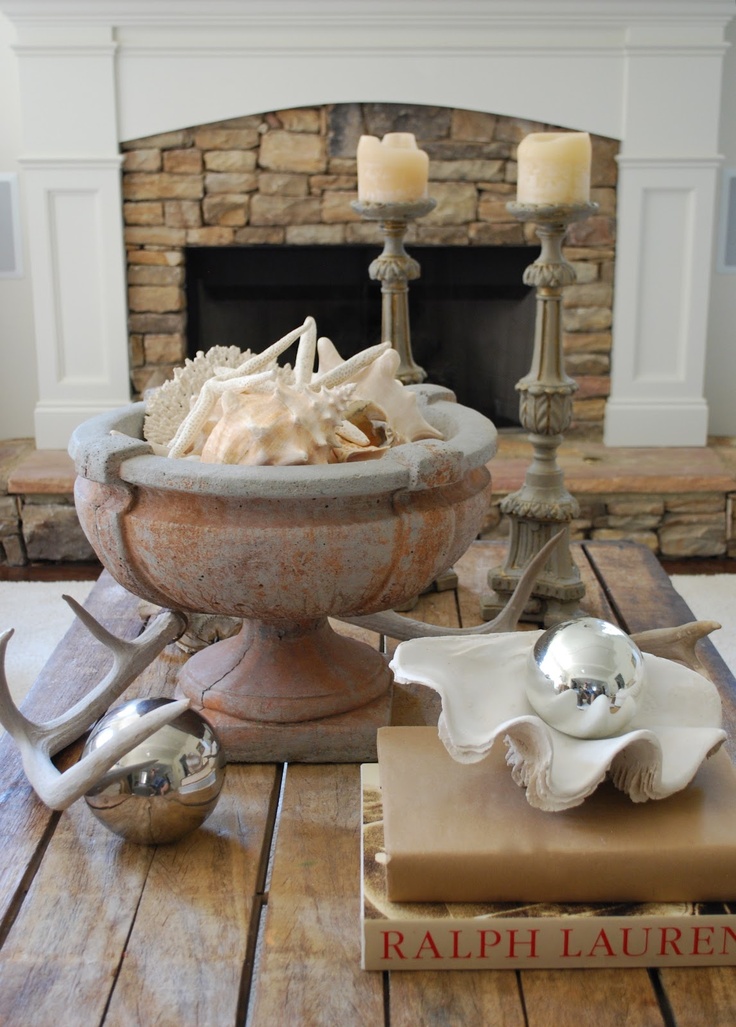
[0, 543, 734, 1026]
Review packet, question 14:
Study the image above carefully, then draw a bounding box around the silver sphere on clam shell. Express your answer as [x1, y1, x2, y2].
[526, 617, 646, 739]
[82, 698, 226, 844]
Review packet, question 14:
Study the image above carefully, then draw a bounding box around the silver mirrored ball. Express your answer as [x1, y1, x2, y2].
[82, 698, 227, 844]
[526, 617, 646, 739]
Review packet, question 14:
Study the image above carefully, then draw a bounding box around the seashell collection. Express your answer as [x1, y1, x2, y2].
[143, 316, 443, 466]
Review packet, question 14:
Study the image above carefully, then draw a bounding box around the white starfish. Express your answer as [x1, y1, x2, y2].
[168, 318, 314, 458]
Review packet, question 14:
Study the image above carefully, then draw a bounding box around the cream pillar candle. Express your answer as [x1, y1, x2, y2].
[357, 133, 429, 204]
[516, 131, 591, 205]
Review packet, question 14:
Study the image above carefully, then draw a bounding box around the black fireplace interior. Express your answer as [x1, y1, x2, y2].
[186, 245, 536, 428]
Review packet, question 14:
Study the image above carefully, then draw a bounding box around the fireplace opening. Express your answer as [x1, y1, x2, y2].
[185, 245, 536, 428]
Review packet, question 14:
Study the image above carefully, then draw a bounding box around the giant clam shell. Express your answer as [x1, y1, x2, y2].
[389, 631, 725, 812]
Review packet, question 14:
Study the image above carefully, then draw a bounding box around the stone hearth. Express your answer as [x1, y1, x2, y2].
[2, 437, 735, 568]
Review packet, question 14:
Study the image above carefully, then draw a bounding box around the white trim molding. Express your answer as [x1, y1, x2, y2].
[717, 167, 736, 274]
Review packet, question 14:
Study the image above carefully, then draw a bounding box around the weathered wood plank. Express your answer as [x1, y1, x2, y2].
[0, 797, 155, 1027]
[583, 539, 707, 634]
[521, 968, 664, 1026]
[249, 764, 385, 1026]
[658, 965, 736, 1026]
[573, 542, 617, 623]
[104, 765, 278, 1027]
[389, 970, 526, 1027]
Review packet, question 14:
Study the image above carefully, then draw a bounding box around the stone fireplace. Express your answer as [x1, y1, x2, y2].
[3, 0, 732, 449]
[122, 103, 616, 431]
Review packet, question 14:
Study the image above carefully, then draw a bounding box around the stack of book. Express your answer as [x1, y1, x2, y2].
[361, 728, 736, 971]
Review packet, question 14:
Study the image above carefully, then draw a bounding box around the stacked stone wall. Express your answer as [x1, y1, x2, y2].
[122, 103, 618, 436]
[482, 490, 736, 560]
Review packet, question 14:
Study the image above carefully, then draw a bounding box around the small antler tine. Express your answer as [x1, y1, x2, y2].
[17, 697, 191, 811]
[0, 628, 35, 741]
[343, 531, 567, 640]
[34, 609, 187, 757]
[486, 531, 566, 634]
[632, 620, 723, 673]
[62, 594, 125, 651]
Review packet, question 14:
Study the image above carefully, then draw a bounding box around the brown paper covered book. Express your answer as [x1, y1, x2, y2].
[361, 762, 736, 971]
[378, 726, 736, 904]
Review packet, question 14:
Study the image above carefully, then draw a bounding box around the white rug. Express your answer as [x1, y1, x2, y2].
[0, 580, 94, 706]
[0, 575, 733, 716]
[669, 574, 736, 676]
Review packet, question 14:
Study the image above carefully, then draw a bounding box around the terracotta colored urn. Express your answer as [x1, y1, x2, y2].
[70, 385, 496, 760]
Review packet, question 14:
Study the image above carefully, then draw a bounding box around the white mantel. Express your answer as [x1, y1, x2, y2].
[1, 0, 733, 447]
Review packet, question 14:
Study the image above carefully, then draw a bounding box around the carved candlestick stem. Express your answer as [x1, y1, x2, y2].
[484, 200, 598, 626]
[351, 198, 436, 384]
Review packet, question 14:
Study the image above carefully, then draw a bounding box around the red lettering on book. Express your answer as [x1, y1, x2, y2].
[659, 927, 683, 956]
[691, 926, 715, 957]
[720, 926, 736, 955]
[588, 929, 616, 957]
[477, 930, 502, 958]
[414, 931, 442, 959]
[382, 931, 406, 959]
[508, 929, 539, 959]
[621, 927, 651, 957]
[450, 930, 472, 959]
[561, 928, 582, 958]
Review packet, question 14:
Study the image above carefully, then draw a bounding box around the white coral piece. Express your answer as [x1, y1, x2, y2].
[143, 344, 247, 448]
[389, 632, 726, 812]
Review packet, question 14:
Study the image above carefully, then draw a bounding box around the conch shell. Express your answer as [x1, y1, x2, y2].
[200, 378, 392, 466]
[143, 317, 443, 466]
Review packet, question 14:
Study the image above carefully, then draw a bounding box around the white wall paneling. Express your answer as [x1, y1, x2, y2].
[0, 172, 22, 277]
[604, 156, 720, 447]
[22, 159, 131, 448]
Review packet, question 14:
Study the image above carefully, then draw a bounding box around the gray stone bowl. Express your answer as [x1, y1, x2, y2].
[69, 385, 496, 732]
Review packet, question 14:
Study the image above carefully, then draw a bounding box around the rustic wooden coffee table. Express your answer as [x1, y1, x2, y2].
[0, 540, 734, 1026]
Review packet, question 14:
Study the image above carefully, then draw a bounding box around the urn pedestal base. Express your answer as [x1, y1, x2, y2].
[176, 616, 394, 761]
[183, 689, 393, 763]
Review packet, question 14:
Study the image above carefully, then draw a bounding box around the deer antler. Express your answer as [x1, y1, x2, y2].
[344, 535, 721, 675]
[343, 531, 566, 640]
[631, 620, 722, 674]
[0, 598, 189, 810]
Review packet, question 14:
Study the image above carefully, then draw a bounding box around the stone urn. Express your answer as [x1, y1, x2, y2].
[70, 385, 496, 761]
